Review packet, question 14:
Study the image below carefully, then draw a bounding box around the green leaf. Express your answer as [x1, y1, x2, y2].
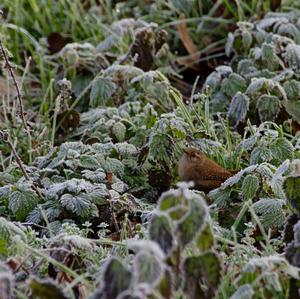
[90, 77, 117, 107]
[256, 95, 281, 122]
[242, 175, 260, 200]
[270, 138, 294, 163]
[8, 191, 39, 221]
[134, 250, 164, 286]
[102, 258, 132, 298]
[112, 122, 127, 142]
[29, 277, 69, 299]
[149, 212, 174, 256]
[252, 199, 285, 228]
[223, 73, 247, 98]
[195, 223, 214, 252]
[283, 80, 300, 101]
[79, 155, 100, 170]
[177, 194, 208, 248]
[283, 99, 300, 122]
[228, 92, 249, 128]
[183, 252, 221, 299]
[250, 146, 273, 165]
[284, 176, 300, 215]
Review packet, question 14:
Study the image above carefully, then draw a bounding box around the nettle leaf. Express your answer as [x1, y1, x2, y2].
[250, 146, 273, 165]
[8, 191, 39, 221]
[90, 77, 117, 107]
[222, 73, 247, 98]
[228, 92, 249, 128]
[29, 277, 69, 299]
[283, 100, 300, 122]
[284, 176, 300, 215]
[149, 212, 175, 256]
[134, 250, 164, 286]
[79, 155, 100, 170]
[183, 252, 221, 299]
[60, 194, 97, 218]
[195, 223, 214, 252]
[242, 175, 260, 200]
[284, 44, 300, 72]
[246, 77, 269, 96]
[230, 284, 254, 299]
[270, 138, 294, 163]
[252, 198, 285, 228]
[283, 80, 300, 101]
[112, 122, 127, 142]
[177, 193, 208, 248]
[102, 258, 132, 299]
[256, 95, 281, 122]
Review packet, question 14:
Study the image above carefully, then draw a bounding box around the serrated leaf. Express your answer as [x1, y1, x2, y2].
[134, 250, 164, 286]
[8, 191, 39, 221]
[250, 146, 273, 165]
[242, 175, 260, 200]
[256, 95, 281, 122]
[149, 212, 174, 256]
[228, 92, 249, 128]
[283, 80, 300, 101]
[284, 176, 300, 215]
[183, 252, 221, 299]
[90, 77, 117, 107]
[177, 194, 208, 248]
[283, 100, 300, 122]
[102, 258, 132, 299]
[195, 223, 214, 252]
[222, 73, 247, 98]
[79, 155, 100, 170]
[270, 138, 294, 163]
[112, 122, 126, 142]
[252, 198, 285, 228]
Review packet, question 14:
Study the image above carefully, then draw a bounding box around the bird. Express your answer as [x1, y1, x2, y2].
[178, 147, 238, 193]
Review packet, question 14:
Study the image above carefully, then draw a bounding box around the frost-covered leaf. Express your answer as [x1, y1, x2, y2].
[283, 80, 300, 101]
[242, 175, 260, 200]
[177, 193, 208, 248]
[256, 95, 281, 122]
[149, 212, 174, 256]
[284, 176, 300, 215]
[195, 223, 214, 252]
[102, 258, 132, 299]
[8, 191, 39, 221]
[222, 73, 247, 98]
[284, 44, 300, 72]
[90, 77, 117, 107]
[252, 198, 285, 228]
[183, 252, 221, 299]
[112, 122, 127, 142]
[134, 250, 164, 286]
[283, 99, 300, 122]
[228, 92, 249, 128]
[250, 146, 273, 165]
[270, 138, 294, 163]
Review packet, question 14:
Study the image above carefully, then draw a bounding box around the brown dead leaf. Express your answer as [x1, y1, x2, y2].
[177, 14, 200, 70]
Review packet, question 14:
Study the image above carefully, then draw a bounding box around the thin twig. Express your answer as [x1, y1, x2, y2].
[0, 40, 28, 131]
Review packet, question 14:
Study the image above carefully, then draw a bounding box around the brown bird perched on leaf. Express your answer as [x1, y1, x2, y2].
[178, 147, 238, 193]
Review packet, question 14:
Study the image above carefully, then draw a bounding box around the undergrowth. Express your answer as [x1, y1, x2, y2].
[1, 1, 300, 299]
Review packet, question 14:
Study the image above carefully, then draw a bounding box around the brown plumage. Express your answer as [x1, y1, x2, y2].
[178, 147, 238, 193]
